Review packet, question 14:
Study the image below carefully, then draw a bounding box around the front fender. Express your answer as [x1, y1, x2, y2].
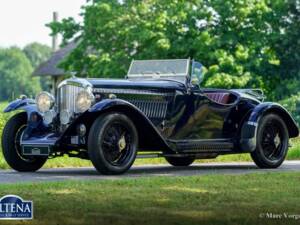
[3, 98, 40, 118]
[4, 98, 49, 136]
[84, 99, 172, 151]
[240, 102, 299, 152]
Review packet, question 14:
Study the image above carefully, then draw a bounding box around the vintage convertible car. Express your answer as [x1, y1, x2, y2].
[1, 59, 299, 174]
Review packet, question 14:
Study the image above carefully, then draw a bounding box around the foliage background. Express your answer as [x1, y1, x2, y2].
[0, 0, 300, 122]
[0, 43, 51, 101]
[48, 0, 300, 102]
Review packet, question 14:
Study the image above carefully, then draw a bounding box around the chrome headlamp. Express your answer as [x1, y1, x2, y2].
[44, 110, 57, 125]
[36, 92, 55, 113]
[60, 110, 71, 125]
[75, 88, 95, 113]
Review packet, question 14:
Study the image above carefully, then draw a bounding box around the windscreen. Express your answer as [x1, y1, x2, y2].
[127, 59, 189, 82]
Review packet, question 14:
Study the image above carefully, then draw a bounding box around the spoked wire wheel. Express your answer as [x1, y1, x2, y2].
[101, 122, 134, 167]
[251, 113, 289, 168]
[88, 113, 138, 175]
[2, 112, 47, 172]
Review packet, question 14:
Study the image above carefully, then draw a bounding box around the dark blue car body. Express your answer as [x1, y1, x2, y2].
[5, 78, 299, 157]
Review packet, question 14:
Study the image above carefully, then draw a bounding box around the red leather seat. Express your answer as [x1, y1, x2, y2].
[205, 92, 230, 104]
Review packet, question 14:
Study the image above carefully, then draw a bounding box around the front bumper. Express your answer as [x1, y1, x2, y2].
[21, 134, 58, 156]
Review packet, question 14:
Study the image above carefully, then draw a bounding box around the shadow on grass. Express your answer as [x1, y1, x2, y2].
[33, 164, 259, 176]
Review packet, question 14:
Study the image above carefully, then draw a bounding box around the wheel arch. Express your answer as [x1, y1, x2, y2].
[249, 102, 299, 138]
[239, 102, 299, 152]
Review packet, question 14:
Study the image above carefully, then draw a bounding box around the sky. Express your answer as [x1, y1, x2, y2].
[0, 0, 87, 48]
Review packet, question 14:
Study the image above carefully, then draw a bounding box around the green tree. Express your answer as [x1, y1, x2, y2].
[23, 42, 52, 68]
[266, 0, 300, 99]
[23, 42, 52, 91]
[0, 47, 41, 101]
[47, 0, 296, 99]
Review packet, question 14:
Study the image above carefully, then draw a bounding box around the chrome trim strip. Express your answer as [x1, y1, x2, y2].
[58, 77, 93, 89]
[128, 74, 187, 77]
[93, 88, 174, 96]
[247, 122, 258, 126]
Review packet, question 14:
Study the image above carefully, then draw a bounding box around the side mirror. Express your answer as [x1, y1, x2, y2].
[191, 61, 203, 86]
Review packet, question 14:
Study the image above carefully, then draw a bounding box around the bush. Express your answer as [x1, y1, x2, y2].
[279, 93, 300, 125]
[0, 113, 6, 139]
[0, 102, 16, 141]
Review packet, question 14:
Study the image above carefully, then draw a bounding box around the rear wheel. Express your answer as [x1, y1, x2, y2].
[165, 156, 195, 167]
[1, 112, 47, 172]
[251, 113, 289, 168]
[88, 113, 138, 175]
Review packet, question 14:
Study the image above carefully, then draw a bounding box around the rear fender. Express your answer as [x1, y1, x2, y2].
[240, 102, 299, 152]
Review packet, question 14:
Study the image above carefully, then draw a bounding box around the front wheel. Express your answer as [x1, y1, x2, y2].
[1, 112, 47, 172]
[88, 113, 138, 175]
[251, 113, 289, 169]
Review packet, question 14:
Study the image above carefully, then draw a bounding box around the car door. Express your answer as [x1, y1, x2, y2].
[190, 88, 236, 139]
[169, 88, 234, 140]
[168, 61, 236, 140]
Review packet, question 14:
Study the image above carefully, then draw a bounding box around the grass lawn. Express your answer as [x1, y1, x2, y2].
[0, 172, 299, 225]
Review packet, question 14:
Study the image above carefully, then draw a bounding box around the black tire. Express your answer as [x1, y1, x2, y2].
[1, 112, 47, 172]
[165, 156, 195, 167]
[88, 113, 138, 175]
[251, 113, 289, 169]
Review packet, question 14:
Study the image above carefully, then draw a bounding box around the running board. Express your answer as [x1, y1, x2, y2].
[136, 152, 219, 159]
[167, 139, 234, 153]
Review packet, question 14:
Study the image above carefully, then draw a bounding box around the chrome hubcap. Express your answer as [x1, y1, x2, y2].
[118, 135, 126, 151]
[274, 134, 281, 148]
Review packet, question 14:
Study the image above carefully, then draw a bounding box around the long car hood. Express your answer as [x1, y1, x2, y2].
[87, 79, 186, 91]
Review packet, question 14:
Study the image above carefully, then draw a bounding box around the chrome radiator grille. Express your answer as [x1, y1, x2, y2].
[58, 85, 84, 114]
